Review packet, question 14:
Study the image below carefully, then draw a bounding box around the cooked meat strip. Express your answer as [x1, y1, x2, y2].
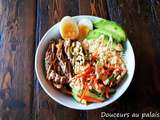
[64, 40, 72, 61]
[45, 39, 73, 89]
[67, 61, 72, 77]
[45, 41, 56, 70]
[47, 69, 68, 89]
[56, 39, 73, 79]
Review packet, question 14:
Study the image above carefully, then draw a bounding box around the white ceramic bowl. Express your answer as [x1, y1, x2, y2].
[35, 15, 135, 110]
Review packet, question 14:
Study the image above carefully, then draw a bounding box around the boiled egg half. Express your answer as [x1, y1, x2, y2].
[59, 16, 79, 40]
[78, 18, 93, 40]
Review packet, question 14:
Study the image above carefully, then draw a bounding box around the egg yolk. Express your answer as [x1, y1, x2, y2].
[78, 25, 90, 40]
[62, 23, 78, 40]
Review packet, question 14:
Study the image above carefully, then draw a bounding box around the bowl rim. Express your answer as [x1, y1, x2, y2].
[35, 15, 135, 110]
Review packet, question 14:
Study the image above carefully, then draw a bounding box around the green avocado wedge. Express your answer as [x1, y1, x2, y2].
[86, 29, 119, 50]
[86, 90, 105, 101]
[93, 19, 127, 43]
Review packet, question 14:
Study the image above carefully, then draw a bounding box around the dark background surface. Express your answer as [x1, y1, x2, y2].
[0, 0, 160, 120]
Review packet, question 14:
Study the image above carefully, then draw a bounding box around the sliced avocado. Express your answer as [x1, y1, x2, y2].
[86, 29, 120, 50]
[86, 29, 102, 40]
[91, 28, 124, 43]
[93, 19, 127, 42]
[86, 29, 112, 40]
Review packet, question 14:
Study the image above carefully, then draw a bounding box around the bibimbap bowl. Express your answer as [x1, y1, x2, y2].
[35, 15, 135, 110]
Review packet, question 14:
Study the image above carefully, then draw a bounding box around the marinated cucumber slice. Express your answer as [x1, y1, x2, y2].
[72, 88, 86, 104]
[85, 90, 105, 101]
